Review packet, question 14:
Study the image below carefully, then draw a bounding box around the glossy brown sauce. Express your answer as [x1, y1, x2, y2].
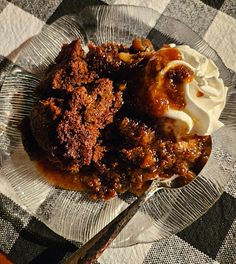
[145, 48, 182, 78]
[35, 158, 152, 197]
[35, 158, 85, 191]
[197, 91, 204, 97]
[166, 65, 194, 109]
[144, 48, 194, 116]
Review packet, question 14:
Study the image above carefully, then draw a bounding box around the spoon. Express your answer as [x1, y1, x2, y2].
[64, 174, 187, 264]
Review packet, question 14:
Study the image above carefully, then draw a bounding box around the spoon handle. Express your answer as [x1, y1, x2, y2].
[64, 185, 163, 264]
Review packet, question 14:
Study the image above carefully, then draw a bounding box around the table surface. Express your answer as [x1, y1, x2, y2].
[0, 0, 236, 263]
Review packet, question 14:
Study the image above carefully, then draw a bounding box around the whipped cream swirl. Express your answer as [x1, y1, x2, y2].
[163, 45, 228, 136]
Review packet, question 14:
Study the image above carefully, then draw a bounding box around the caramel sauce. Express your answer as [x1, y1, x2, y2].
[156, 47, 182, 68]
[146, 48, 182, 77]
[197, 91, 204, 97]
[35, 158, 151, 198]
[35, 158, 86, 191]
[144, 48, 194, 117]
[166, 65, 194, 109]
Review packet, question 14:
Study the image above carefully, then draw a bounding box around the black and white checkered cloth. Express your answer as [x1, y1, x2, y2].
[0, 0, 235, 263]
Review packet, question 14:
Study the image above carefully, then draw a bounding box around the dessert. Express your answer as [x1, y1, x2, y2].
[20, 38, 227, 200]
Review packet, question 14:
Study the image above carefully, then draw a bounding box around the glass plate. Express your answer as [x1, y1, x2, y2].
[0, 5, 236, 247]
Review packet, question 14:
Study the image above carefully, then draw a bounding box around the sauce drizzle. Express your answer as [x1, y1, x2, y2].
[35, 159, 85, 191]
[143, 48, 194, 116]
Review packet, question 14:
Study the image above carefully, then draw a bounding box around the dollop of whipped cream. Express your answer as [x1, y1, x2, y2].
[163, 44, 228, 136]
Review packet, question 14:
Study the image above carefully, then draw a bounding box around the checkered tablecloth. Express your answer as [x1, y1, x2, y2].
[0, 0, 235, 263]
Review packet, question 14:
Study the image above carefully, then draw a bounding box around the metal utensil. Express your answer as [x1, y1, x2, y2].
[64, 174, 186, 264]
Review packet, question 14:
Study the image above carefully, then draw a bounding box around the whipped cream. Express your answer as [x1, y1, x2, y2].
[162, 45, 228, 136]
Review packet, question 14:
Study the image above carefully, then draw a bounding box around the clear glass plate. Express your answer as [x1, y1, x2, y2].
[0, 5, 236, 247]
